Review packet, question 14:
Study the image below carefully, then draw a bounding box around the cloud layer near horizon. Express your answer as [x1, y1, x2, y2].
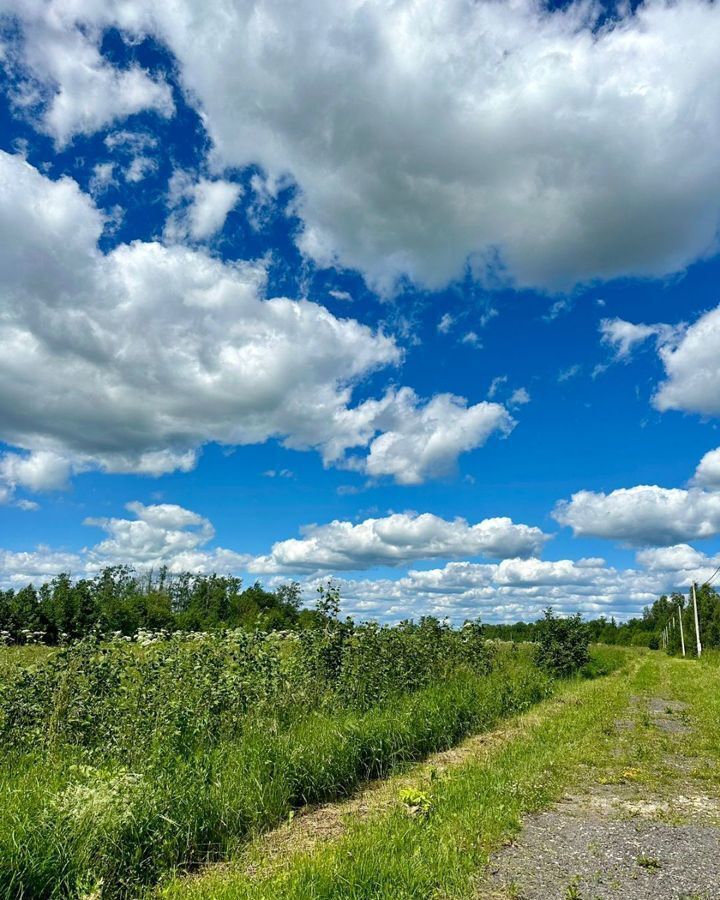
[2, 500, 716, 623]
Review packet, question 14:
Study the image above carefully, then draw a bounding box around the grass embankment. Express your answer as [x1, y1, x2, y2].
[0, 629, 556, 899]
[163, 645, 645, 900]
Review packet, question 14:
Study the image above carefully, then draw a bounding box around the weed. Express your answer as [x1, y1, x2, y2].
[398, 788, 433, 817]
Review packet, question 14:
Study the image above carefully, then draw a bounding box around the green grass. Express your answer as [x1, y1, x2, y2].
[0, 644, 54, 679]
[0, 642, 556, 899]
[164, 645, 720, 900]
[162, 645, 640, 900]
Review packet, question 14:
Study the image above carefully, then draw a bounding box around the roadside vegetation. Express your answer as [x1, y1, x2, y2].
[0, 593, 600, 899]
[166, 646, 720, 900]
[4, 566, 715, 899]
[163, 643, 636, 900]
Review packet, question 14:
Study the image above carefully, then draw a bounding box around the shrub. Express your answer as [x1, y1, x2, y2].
[535, 608, 590, 677]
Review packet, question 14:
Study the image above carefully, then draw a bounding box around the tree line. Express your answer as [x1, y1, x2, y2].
[2, 565, 719, 651]
[0, 566, 319, 642]
[484, 584, 720, 653]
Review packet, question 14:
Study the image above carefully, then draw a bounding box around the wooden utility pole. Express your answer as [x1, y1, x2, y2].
[691, 582, 703, 658]
[678, 604, 686, 657]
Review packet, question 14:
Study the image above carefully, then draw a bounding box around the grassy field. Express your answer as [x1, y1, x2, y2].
[2, 636, 714, 900]
[152, 645, 631, 899]
[0, 626, 563, 899]
[160, 647, 720, 900]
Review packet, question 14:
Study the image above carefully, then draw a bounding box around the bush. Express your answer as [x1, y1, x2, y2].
[0, 644, 550, 898]
[535, 608, 590, 677]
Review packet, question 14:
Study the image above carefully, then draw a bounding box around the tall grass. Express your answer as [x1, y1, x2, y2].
[166, 644, 635, 900]
[0, 626, 553, 898]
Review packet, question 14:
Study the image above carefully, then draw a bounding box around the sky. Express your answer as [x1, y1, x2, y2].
[1, 0, 720, 623]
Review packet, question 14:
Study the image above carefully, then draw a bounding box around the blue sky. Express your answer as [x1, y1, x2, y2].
[2, 0, 720, 622]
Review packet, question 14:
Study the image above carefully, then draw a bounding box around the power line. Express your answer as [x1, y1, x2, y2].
[704, 563, 720, 587]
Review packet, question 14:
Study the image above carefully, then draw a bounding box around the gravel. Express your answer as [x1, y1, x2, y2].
[479, 696, 720, 900]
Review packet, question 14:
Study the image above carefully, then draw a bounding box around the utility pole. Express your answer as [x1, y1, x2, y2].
[691, 582, 703, 658]
[678, 604, 686, 657]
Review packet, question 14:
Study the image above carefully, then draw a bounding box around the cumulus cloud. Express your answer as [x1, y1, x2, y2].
[165, 171, 243, 241]
[654, 304, 720, 416]
[0, 501, 250, 587]
[0, 151, 510, 487]
[249, 512, 550, 573]
[89, 162, 116, 195]
[694, 448, 720, 489]
[1, 500, 707, 620]
[593, 305, 720, 419]
[0, 547, 85, 587]
[635, 543, 717, 577]
[125, 156, 157, 183]
[360, 391, 513, 485]
[6, 0, 720, 291]
[0, 450, 72, 494]
[304, 554, 686, 623]
[508, 387, 530, 407]
[553, 485, 720, 546]
[0, 7, 174, 145]
[86, 501, 217, 565]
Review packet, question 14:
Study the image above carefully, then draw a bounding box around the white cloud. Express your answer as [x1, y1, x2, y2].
[104, 130, 157, 153]
[461, 331, 481, 348]
[15, 499, 39, 511]
[0, 546, 85, 586]
[359, 390, 513, 486]
[165, 172, 243, 241]
[553, 485, 720, 546]
[558, 364, 581, 383]
[635, 543, 715, 575]
[508, 387, 530, 407]
[303, 556, 675, 624]
[437, 313, 454, 334]
[5, 1, 720, 291]
[694, 448, 720, 489]
[1, 7, 174, 145]
[89, 162, 116, 195]
[2, 501, 715, 620]
[654, 304, 720, 416]
[0, 450, 72, 493]
[125, 155, 157, 183]
[249, 511, 550, 573]
[488, 376, 508, 399]
[85, 501, 217, 565]
[0, 502, 249, 587]
[599, 317, 683, 361]
[0, 151, 510, 487]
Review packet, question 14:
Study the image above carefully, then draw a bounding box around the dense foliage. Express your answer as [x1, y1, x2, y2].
[0, 567, 316, 642]
[0, 604, 560, 899]
[0, 617, 494, 753]
[534, 608, 590, 677]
